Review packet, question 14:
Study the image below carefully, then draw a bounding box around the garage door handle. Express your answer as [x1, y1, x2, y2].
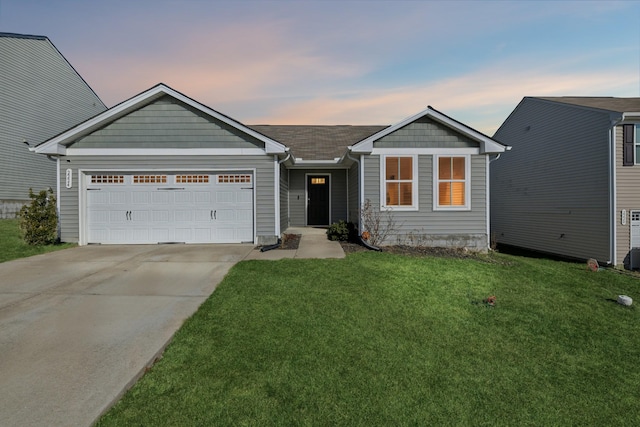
[211, 210, 216, 220]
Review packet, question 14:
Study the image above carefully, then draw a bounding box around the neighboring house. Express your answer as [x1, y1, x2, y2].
[33, 83, 507, 249]
[491, 96, 640, 268]
[0, 32, 106, 218]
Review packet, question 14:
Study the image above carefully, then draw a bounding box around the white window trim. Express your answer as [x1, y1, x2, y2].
[380, 154, 419, 211]
[433, 154, 471, 211]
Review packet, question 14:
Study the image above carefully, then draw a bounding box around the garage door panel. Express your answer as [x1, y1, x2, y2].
[216, 191, 234, 203]
[109, 228, 130, 243]
[215, 209, 235, 221]
[152, 192, 170, 204]
[109, 191, 128, 204]
[174, 192, 192, 203]
[152, 210, 170, 223]
[236, 209, 252, 222]
[131, 210, 149, 223]
[132, 192, 150, 204]
[89, 191, 109, 205]
[131, 228, 150, 242]
[87, 172, 254, 244]
[151, 228, 170, 242]
[194, 192, 211, 204]
[109, 211, 128, 224]
[190, 228, 212, 243]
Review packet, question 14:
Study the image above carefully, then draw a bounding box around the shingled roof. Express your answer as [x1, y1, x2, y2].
[536, 97, 640, 113]
[249, 125, 387, 161]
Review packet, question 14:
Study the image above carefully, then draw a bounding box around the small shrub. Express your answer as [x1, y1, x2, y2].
[19, 188, 58, 245]
[326, 220, 351, 241]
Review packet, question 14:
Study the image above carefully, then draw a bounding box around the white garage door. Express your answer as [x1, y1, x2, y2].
[86, 173, 254, 244]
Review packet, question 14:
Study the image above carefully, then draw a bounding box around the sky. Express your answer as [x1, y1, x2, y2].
[1, 0, 639, 135]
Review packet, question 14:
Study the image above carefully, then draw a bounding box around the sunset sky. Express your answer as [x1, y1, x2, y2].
[1, 0, 639, 135]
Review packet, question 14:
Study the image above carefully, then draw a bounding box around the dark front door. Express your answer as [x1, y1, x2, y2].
[307, 175, 330, 225]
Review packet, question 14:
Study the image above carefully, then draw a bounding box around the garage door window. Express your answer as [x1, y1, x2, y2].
[176, 175, 209, 183]
[218, 174, 251, 183]
[133, 175, 167, 184]
[91, 175, 124, 184]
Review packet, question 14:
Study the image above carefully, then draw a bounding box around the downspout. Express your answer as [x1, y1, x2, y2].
[346, 148, 361, 233]
[47, 155, 61, 241]
[275, 151, 291, 237]
[609, 115, 624, 266]
[487, 153, 503, 251]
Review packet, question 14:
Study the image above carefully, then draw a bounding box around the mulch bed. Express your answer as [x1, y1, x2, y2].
[280, 233, 301, 250]
[340, 241, 495, 261]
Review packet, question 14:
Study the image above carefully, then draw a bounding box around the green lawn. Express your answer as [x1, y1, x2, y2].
[0, 219, 74, 262]
[98, 252, 640, 426]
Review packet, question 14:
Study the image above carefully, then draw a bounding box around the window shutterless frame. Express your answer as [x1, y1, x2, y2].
[379, 155, 418, 211]
[433, 154, 471, 211]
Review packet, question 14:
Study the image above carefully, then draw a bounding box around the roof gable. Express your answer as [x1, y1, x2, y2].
[71, 95, 266, 149]
[351, 106, 506, 154]
[34, 84, 287, 155]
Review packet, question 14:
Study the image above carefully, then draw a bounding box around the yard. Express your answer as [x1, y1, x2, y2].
[97, 251, 640, 426]
[0, 219, 74, 263]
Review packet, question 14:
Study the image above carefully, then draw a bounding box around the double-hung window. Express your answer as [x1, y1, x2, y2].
[381, 155, 417, 210]
[623, 124, 640, 166]
[434, 155, 470, 210]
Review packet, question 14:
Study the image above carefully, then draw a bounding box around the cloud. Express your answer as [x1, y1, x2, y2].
[254, 60, 640, 134]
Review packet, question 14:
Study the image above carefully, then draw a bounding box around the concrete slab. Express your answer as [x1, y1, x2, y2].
[295, 233, 345, 259]
[245, 227, 345, 260]
[0, 244, 253, 427]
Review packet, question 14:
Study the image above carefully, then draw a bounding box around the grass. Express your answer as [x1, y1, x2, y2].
[98, 252, 640, 426]
[0, 219, 74, 262]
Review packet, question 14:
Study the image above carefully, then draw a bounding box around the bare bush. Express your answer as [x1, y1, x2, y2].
[360, 199, 400, 246]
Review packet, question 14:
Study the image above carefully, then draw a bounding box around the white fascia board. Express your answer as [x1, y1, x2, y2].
[287, 159, 348, 170]
[371, 147, 480, 155]
[34, 84, 287, 155]
[65, 148, 268, 156]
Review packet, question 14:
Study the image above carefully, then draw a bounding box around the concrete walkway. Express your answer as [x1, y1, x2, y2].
[0, 244, 253, 427]
[244, 227, 345, 260]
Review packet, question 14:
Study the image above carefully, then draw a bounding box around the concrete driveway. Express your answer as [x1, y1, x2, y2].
[0, 244, 253, 427]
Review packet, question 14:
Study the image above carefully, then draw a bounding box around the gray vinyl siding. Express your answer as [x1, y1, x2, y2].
[0, 35, 105, 206]
[58, 155, 276, 243]
[615, 123, 640, 267]
[279, 162, 289, 233]
[72, 96, 265, 149]
[362, 154, 488, 248]
[348, 161, 360, 224]
[375, 117, 478, 149]
[288, 169, 348, 226]
[491, 98, 611, 262]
